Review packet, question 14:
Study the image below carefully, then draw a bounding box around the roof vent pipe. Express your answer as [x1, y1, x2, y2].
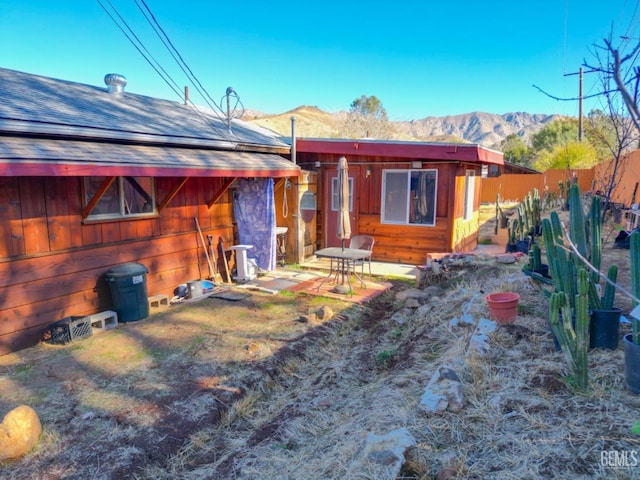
[290, 116, 296, 165]
[104, 73, 127, 93]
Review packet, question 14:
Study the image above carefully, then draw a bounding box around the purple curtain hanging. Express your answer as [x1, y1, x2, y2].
[233, 178, 276, 272]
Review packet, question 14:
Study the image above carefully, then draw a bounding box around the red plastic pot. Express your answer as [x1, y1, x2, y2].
[486, 292, 520, 324]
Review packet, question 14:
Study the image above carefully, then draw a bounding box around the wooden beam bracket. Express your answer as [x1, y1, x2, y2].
[81, 176, 116, 219]
[207, 177, 237, 209]
[158, 177, 189, 212]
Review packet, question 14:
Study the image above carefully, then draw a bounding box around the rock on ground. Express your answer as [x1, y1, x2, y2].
[420, 366, 465, 414]
[0, 405, 42, 461]
[348, 427, 416, 478]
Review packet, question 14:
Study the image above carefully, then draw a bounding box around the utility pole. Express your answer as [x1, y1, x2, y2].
[579, 67, 583, 142]
[564, 67, 583, 141]
[564, 67, 596, 142]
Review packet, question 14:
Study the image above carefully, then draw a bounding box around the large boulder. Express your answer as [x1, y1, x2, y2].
[0, 405, 42, 461]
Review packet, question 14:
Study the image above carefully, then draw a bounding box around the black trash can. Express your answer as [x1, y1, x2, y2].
[105, 262, 149, 322]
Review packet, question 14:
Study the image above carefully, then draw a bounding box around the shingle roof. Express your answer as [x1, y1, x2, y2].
[0, 68, 298, 177]
[0, 67, 287, 149]
[0, 136, 297, 177]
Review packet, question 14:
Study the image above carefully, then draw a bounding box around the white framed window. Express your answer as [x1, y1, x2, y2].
[331, 176, 354, 211]
[381, 169, 437, 226]
[463, 170, 475, 221]
[84, 176, 156, 220]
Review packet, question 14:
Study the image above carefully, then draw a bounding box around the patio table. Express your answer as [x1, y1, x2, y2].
[314, 247, 371, 294]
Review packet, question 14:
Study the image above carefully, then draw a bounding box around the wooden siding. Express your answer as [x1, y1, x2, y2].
[296, 152, 485, 264]
[480, 169, 595, 203]
[451, 173, 481, 252]
[0, 176, 236, 355]
[273, 172, 318, 264]
[348, 158, 454, 264]
[356, 214, 449, 264]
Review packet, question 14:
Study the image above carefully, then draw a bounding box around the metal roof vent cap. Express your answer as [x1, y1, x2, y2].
[104, 73, 127, 93]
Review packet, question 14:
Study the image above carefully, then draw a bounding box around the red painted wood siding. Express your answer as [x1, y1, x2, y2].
[297, 153, 472, 264]
[0, 176, 236, 355]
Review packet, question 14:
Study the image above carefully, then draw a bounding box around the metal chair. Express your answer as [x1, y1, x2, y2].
[349, 234, 375, 279]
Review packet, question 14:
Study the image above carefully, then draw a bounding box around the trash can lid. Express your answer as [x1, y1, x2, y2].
[105, 262, 149, 278]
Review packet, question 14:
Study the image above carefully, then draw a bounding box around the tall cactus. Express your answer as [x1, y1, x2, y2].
[529, 244, 542, 270]
[549, 268, 590, 391]
[568, 183, 588, 265]
[589, 194, 602, 285]
[523, 188, 543, 236]
[517, 204, 526, 241]
[495, 193, 501, 235]
[631, 231, 640, 344]
[543, 215, 578, 308]
[600, 265, 618, 310]
[550, 211, 564, 245]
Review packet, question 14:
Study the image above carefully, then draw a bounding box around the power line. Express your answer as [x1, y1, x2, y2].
[134, 0, 227, 119]
[96, 0, 183, 99]
[97, 0, 228, 136]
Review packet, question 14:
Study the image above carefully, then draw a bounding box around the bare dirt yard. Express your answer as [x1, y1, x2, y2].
[1, 205, 639, 479]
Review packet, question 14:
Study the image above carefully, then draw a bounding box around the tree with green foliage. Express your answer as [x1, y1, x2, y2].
[500, 134, 530, 166]
[530, 117, 579, 154]
[532, 141, 598, 171]
[350, 95, 387, 119]
[527, 117, 606, 171]
[584, 109, 621, 161]
[339, 95, 394, 139]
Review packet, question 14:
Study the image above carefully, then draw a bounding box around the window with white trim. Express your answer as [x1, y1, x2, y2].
[381, 169, 437, 226]
[84, 176, 156, 220]
[463, 170, 475, 221]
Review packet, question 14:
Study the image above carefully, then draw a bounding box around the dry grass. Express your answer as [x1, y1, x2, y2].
[1, 205, 640, 479]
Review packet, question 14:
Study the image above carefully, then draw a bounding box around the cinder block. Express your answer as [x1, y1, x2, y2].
[87, 310, 118, 334]
[148, 294, 169, 308]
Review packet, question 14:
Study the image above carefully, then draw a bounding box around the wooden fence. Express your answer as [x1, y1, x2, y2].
[592, 149, 640, 206]
[480, 169, 594, 204]
[481, 150, 640, 206]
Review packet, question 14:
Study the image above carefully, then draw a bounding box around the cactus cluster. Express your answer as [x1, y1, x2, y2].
[544, 184, 620, 390]
[545, 184, 618, 311]
[507, 189, 543, 253]
[549, 269, 590, 390]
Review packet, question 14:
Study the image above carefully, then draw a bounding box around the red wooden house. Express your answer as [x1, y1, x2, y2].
[0, 68, 298, 354]
[294, 138, 503, 264]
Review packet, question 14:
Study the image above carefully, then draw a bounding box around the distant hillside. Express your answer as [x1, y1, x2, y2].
[395, 112, 561, 147]
[242, 107, 563, 149]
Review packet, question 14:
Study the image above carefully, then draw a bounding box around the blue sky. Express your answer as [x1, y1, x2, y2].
[1, 1, 638, 120]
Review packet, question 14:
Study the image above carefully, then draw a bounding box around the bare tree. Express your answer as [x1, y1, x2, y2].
[586, 85, 639, 221]
[581, 31, 640, 220]
[584, 34, 640, 134]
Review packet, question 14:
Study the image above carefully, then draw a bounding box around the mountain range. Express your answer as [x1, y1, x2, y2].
[242, 106, 563, 149]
